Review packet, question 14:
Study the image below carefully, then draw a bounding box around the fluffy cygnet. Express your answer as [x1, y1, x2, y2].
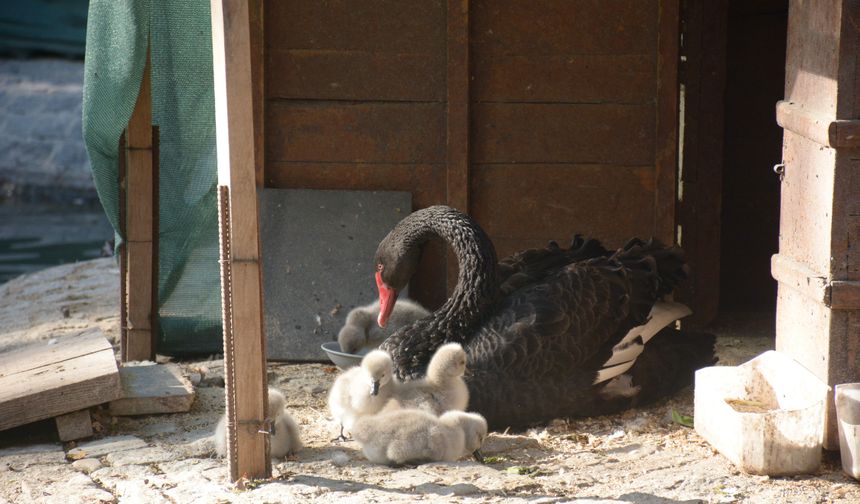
[327, 350, 396, 439]
[214, 388, 302, 459]
[351, 408, 488, 465]
[337, 299, 429, 354]
[392, 343, 469, 414]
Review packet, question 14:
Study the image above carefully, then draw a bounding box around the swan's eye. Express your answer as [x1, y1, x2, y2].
[376, 263, 384, 272]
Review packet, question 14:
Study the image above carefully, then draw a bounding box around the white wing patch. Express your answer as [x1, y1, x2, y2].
[592, 301, 693, 385]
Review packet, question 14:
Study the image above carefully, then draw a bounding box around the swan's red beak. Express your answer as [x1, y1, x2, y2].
[376, 271, 397, 327]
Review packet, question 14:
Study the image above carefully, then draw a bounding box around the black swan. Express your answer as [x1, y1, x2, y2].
[374, 205, 716, 430]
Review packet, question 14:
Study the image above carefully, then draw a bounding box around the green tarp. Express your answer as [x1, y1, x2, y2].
[83, 0, 222, 355]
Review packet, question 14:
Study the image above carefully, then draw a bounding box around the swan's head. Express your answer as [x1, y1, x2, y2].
[427, 343, 467, 380]
[361, 350, 394, 396]
[441, 411, 488, 462]
[374, 228, 423, 328]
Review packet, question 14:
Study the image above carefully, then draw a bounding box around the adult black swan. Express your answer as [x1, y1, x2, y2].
[375, 205, 716, 430]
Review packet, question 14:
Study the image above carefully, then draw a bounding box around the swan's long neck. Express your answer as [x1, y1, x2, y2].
[382, 207, 499, 374]
[411, 207, 499, 332]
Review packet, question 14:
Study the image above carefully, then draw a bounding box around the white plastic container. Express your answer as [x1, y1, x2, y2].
[694, 350, 828, 476]
[835, 383, 860, 479]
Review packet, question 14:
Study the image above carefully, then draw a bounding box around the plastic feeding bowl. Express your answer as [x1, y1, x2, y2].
[320, 341, 366, 370]
[694, 350, 829, 476]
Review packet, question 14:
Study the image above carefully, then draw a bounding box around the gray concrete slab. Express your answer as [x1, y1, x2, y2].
[259, 188, 411, 361]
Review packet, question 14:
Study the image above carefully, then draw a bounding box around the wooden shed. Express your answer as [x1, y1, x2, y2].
[125, 0, 855, 479]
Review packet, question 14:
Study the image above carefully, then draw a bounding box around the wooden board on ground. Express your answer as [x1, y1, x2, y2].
[0, 329, 121, 432]
[109, 363, 195, 416]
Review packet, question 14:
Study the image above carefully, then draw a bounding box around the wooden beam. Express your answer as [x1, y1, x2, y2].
[210, 0, 270, 481]
[776, 100, 860, 148]
[654, 0, 680, 245]
[122, 48, 157, 362]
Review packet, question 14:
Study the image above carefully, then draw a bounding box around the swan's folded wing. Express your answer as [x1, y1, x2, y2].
[469, 261, 633, 381]
[497, 236, 610, 296]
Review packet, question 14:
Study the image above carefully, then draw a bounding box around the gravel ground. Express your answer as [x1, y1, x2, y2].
[1, 259, 858, 503]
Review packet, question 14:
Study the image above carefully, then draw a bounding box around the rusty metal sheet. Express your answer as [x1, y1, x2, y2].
[265, 101, 446, 163]
[266, 0, 445, 53]
[472, 0, 657, 56]
[473, 54, 656, 103]
[471, 103, 655, 165]
[266, 50, 445, 102]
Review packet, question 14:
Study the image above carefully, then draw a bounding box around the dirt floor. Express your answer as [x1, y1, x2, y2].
[1, 259, 859, 503]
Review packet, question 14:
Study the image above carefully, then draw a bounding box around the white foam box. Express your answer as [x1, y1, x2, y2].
[694, 350, 829, 476]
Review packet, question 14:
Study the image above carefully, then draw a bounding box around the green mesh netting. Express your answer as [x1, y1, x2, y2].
[83, 0, 222, 355]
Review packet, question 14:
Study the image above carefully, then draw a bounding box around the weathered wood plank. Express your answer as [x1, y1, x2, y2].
[123, 48, 156, 362]
[250, 0, 265, 187]
[0, 330, 110, 377]
[471, 103, 654, 165]
[54, 410, 93, 442]
[470, 164, 656, 245]
[0, 331, 120, 432]
[776, 100, 860, 148]
[211, 0, 270, 480]
[266, 50, 445, 102]
[675, 0, 727, 328]
[654, 0, 679, 245]
[471, 0, 657, 56]
[778, 132, 837, 275]
[266, 101, 446, 163]
[109, 363, 196, 416]
[446, 0, 470, 215]
[473, 54, 655, 103]
[266, 0, 445, 53]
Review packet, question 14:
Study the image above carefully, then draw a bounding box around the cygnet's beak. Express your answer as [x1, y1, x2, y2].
[472, 449, 485, 463]
[370, 380, 380, 396]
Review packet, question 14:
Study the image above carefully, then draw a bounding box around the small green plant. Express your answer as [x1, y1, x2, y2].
[671, 409, 694, 428]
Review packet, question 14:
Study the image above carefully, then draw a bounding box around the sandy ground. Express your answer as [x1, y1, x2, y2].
[1, 259, 858, 503]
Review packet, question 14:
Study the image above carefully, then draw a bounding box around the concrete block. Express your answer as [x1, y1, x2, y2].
[259, 188, 411, 360]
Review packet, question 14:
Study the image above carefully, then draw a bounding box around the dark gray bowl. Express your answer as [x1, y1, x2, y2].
[321, 341, 367, 370]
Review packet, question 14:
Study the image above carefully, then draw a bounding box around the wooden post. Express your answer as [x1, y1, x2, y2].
[774, 0, 860, 449]
[445, 0, 470, 290]
[210, 0, 270, 480]
[121, 48, 158, 362]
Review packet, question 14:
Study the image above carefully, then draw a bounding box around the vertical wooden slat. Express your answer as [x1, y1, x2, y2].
[676, 0, 728, 328]
[446, 0, 470, 213]
[210, 0, 270, 481]
[123, 49, 156, 362]
[118, 133, 128, 357]
[250, 0, 265, 188]
[655, 0, 680, 245]
[446, 0, 471, 290]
